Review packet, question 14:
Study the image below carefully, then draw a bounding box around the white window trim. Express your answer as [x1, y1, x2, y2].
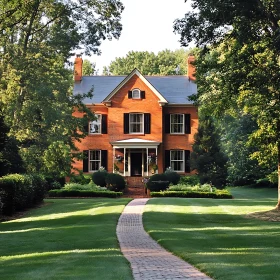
[170, 150, 184, 172]
[170, 114, 184, 134]
[129, 113, 144, 134]
[89, 114, 101, 134]
[132, 88, 141, 99]
[89, 150, 101, 172]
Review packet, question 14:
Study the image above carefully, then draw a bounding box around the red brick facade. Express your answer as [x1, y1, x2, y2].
[72, 61, 198, 177]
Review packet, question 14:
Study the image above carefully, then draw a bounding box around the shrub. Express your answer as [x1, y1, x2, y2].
[63, 182, 107, 191]
[146, 173, 169, 192]
[92, 170, 108, 187]
[48, 189, 122, 198]
[0, 174, 46, 216]
[45, 176, 65, 190]
[150, 189, 232, 199]
[179, 175, 200, 185]
[164, 171, 180, 185]
[105, 173, 126, 192]
[168, 183, 215, 192]
[70, 173, 91, 185]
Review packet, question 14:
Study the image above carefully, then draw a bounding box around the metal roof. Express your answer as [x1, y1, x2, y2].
[73, 74, 197, 105]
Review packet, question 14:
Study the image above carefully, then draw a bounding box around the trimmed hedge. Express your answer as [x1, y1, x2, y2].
[48, 189, 122, 198]
[164, 171, 180, 185]
[150, 189, 232, 199]
[0, 174, 47, 216]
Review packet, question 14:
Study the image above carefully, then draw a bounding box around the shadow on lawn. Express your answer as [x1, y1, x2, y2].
[144, 210, 280, 280]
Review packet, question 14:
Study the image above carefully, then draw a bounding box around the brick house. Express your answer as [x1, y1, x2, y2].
[72, 56, 198, 185]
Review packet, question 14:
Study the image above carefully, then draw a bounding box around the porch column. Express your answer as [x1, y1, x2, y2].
[124, 147, 126, 176]
[156, 147, 158, 174]
[113, 147, 116, 173]
[146, 147, 149, 176]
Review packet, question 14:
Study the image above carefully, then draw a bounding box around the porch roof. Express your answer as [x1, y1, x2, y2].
[111, 138, 161, 149]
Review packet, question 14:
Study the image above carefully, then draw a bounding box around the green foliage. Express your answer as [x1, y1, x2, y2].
[107, 49, 195, 75]
[191, 115, 228, 188]
[179, 175, 200, 185]
[0, 0, 124, 175]
[82, 59, 96, 76]
[92, 170, 108, 187]
[151, 189, 232, 199]
[69, 174, 91, 185]
[174, 0, 280, 204]
[164, 171, 181, 185]
[0, 174, 46, 215]
[48, 189, 122, 198]
[63, 182, 107, 191]
[105, 173, 126, 192]
[168, 183, 215, 192]
[146, 173, 169, 192]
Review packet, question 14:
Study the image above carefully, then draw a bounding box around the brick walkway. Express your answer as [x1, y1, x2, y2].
[117, 198, 212, 280]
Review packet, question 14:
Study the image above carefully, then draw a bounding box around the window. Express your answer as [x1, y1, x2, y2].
[89, 150, 101, 171]
[89, 114, 101, 134]
[170, 114, 184, 134]
[129, 113, 144, 133]
[132, 89, 141, 99]
[170, 150, 184, 172]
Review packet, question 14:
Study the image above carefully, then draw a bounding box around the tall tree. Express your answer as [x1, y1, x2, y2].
[174, 0, 280, 209]
[83, 59, 97, 76]
[107, 49, 194, 75]
[0, 0, 124, 174]
[191, 115, 228, 188]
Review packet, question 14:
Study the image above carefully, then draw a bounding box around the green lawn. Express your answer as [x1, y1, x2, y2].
[0, 198, 133, 280]
[143, 187, 279, 280]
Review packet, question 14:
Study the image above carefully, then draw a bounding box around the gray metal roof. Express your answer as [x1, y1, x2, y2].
[73, 75, 197, 105]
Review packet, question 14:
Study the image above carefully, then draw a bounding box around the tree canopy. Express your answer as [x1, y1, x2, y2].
[174, 0, 280, 208]
[105, 49, 195, 75]
[0, 0, 124, 175]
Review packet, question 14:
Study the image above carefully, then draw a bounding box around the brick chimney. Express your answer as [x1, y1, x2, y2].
[187, 55, 196, 81]
[74, 54, 83, 82]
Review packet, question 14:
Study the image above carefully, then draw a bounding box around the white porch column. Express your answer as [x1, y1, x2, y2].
[156, 147, 158, 174]
[146, 147, 149, 176]
[113, 147, 116, 173]
[124, 147, 126, 177]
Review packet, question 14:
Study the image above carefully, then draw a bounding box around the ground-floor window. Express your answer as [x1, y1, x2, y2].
[89, 150, 101, 171]
[170, 150, 184, 172]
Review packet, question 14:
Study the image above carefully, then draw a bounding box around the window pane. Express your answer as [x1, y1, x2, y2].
[89, 114, 101, 134]
[89, 150, 101, 171]
[171, 114, 184, 134]
[170, 150, 184, 172]
[129, 113, 143, 133]
[132, 89, 140, 99]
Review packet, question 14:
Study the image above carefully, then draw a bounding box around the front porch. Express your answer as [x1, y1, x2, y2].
[111, 138, 161, 177]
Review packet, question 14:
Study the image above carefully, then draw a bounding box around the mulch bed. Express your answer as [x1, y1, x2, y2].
[245, 209, 280, 222]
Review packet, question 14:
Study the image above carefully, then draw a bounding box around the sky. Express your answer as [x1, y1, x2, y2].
[89, 0, 193, 73]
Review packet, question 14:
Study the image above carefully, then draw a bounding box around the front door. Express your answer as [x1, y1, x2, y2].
[131, 152, 142, 176]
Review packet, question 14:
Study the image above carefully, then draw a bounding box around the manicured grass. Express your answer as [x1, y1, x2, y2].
[0, 198, 133, 280]
[143, 187, 279, 280]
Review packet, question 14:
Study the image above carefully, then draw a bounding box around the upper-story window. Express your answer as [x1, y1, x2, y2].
[165, 114, 191, 134]
[129, 113, 144, 133]
[128, 89, 145, 99]
[170, 114, 184, 134]
[89, 114, 101, 134]
[132, 89, 141, 99]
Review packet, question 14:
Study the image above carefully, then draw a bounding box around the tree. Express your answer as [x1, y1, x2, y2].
[220, 114, 273, 186]
[107, 49, 194, 75]
[83, 59, 97, 76]
[0, 0, 124, 175]
[174, 0, 280, 209]
[191, 114, 228, 188]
